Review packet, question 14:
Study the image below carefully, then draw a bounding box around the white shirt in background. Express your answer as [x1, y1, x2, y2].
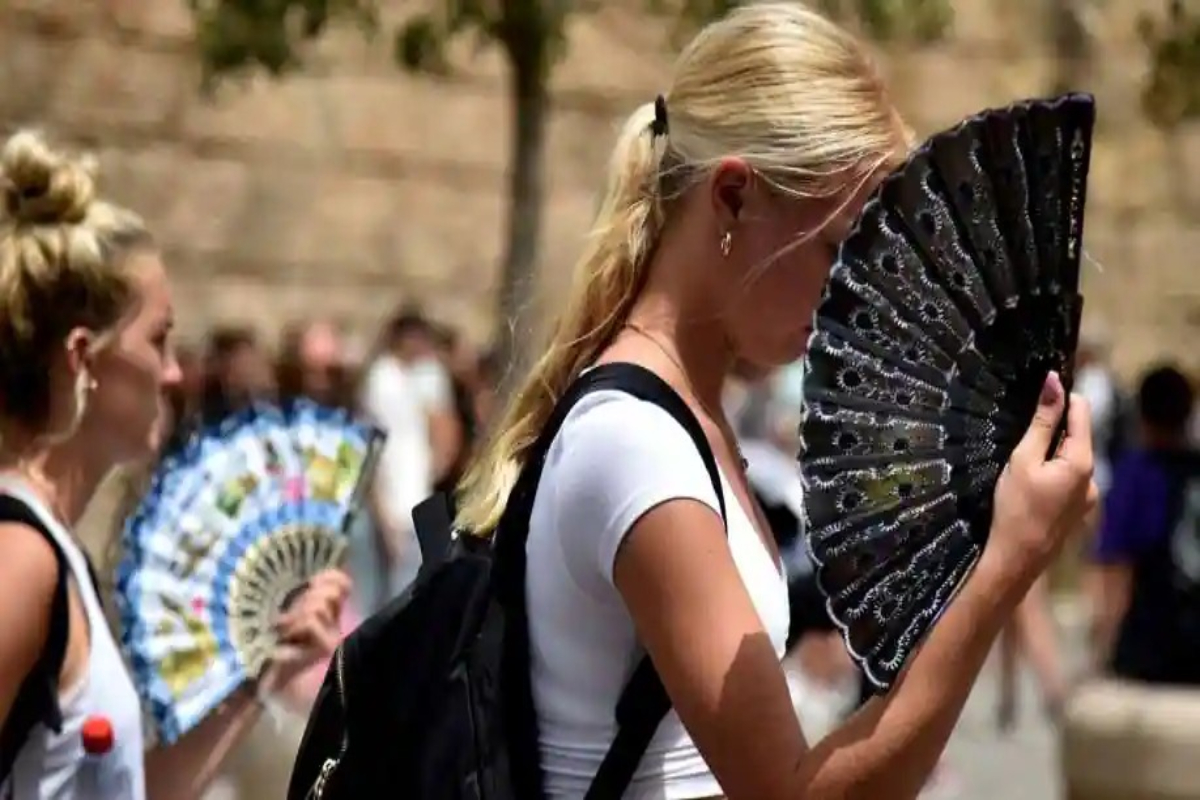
[360, 354, 452, 583]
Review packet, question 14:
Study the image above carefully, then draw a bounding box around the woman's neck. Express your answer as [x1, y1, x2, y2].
[626, 288, 733, 413]
[0, 436, 112, 527]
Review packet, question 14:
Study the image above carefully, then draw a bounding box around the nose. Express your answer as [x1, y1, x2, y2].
[162, 349, 184, 389]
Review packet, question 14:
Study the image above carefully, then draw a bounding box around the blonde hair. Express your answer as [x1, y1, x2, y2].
[456, 1, 911, 534]
[0, 129, 153, 433]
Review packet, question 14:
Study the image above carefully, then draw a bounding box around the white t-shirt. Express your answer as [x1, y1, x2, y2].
[526, 390, 790, 799]
[360, 354, 452, 535]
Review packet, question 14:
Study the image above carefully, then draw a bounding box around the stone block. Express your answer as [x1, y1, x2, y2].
[888, 48, 1044, 135]
[182, 76, 333, 153]
[326, 76, 508, 174]
[538, 182, 607, 304]
[551, 7, 670, 100]
[0, 35, 73, 123]
[224, 169, 322, 266]
[4, 0, 101, 36]
[1133, 223, 1200, 298]
[948, 0, 1031, 49]
[276, 172, 400, 268]
[545, 105, 624, 192]
[159, 156, 254, 254]
[388, 173, 505, 291]
[93, 143, 188, 229]
[49, 37, 186, 134]
[103, 0, 194, 42]
[1062, 679, 1200, 800]
[1088, 131, 1178, 218]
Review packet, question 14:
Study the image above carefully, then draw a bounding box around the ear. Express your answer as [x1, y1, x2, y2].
[708, 156, 754, 230]
[63, 327, 95, 377]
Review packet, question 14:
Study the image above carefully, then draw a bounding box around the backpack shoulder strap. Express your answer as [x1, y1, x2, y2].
[580, 365, 726, 799]
[490, 362, 728, 799]
[0, 495, 71, 782]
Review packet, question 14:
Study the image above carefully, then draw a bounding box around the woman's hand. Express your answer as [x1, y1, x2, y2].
[259, 569, 351, 696]
[980, 371, 1098, 595]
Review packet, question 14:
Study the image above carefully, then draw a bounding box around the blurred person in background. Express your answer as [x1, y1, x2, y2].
[160, 343, 204, 452]
[200, 326, 274, 424]
[1074, 324, 1130, 497]
[994, 574, 1070, 731]
[273, 319, 364, 706]
[1087, 364, 1200, 684]
[0, 128, 347, 800]
[275, 319, 351, 408]
[432, 324, 487, 495]
[358, 306, 460, 604]
[472, 347, 504, 433]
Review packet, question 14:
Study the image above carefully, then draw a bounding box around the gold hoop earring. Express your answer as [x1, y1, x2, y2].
[720, 230, 733, 258]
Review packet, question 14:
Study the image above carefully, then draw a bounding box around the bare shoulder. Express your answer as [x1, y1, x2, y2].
[0, 520, 60, 591]
[0, 521, 61, 632]
[0, 521, 62, 722]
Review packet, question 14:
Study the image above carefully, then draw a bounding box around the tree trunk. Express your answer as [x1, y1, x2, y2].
[493, 43, 549, 399]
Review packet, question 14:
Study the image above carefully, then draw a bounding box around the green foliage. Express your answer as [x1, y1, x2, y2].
[818, 0, 953, 43]
[1139, 0, 1200, 128]
[188, 0, 378, 89]
[394, 2, 603, 79]
[669, 0, 952, 44]
[190, 0, 953, 90]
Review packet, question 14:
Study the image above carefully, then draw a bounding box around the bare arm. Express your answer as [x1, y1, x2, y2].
[615, 501, 1024, 800]
[144, 570, 349, 800]
[615, 375, 1094, 800]
[0, 523, 59, 728]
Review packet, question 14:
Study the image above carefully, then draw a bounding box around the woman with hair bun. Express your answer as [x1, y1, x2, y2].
[0, 130, 348, 800]
[454, 4, 1097, 798]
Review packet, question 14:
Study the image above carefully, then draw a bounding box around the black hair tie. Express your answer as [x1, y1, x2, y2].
[650, 94, 669, 138]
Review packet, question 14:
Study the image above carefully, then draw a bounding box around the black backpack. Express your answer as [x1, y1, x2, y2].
[0, 494, 102, 787]
[288, 363, 728, 800]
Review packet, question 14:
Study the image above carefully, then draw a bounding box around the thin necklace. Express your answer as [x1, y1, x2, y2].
[622, 322, 748, 471]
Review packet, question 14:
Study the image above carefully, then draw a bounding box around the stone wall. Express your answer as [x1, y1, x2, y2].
[1, 0, 1197, 380]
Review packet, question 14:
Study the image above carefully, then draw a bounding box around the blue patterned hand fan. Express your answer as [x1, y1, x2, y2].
[800, 93, 1095, 690]
[116, 399, 384, 743]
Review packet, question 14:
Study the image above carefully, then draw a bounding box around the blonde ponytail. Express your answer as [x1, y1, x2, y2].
[455, 102, 669, 534]
[455, 1, 910, 535]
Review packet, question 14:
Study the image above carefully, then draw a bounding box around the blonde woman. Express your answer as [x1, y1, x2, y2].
[454, 4, 1097, 799]
[0, 130, 347, 799]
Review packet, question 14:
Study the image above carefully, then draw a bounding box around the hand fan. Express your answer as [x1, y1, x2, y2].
[115, 399, 385, 743]
[800, 93, 1095, 690]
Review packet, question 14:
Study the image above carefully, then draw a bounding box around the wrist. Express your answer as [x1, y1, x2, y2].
[967, 548, 1035, 616]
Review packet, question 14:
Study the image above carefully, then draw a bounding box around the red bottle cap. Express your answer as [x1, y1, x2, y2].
[81, 715, 114, 755]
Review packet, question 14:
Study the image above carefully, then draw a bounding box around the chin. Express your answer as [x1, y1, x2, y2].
[770, 328, 814, 366]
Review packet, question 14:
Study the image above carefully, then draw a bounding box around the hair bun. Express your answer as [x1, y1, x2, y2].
[1, 130, 97, 226]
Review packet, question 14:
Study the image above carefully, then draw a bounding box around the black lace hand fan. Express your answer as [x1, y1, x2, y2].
[800, 93, 1095, 690]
